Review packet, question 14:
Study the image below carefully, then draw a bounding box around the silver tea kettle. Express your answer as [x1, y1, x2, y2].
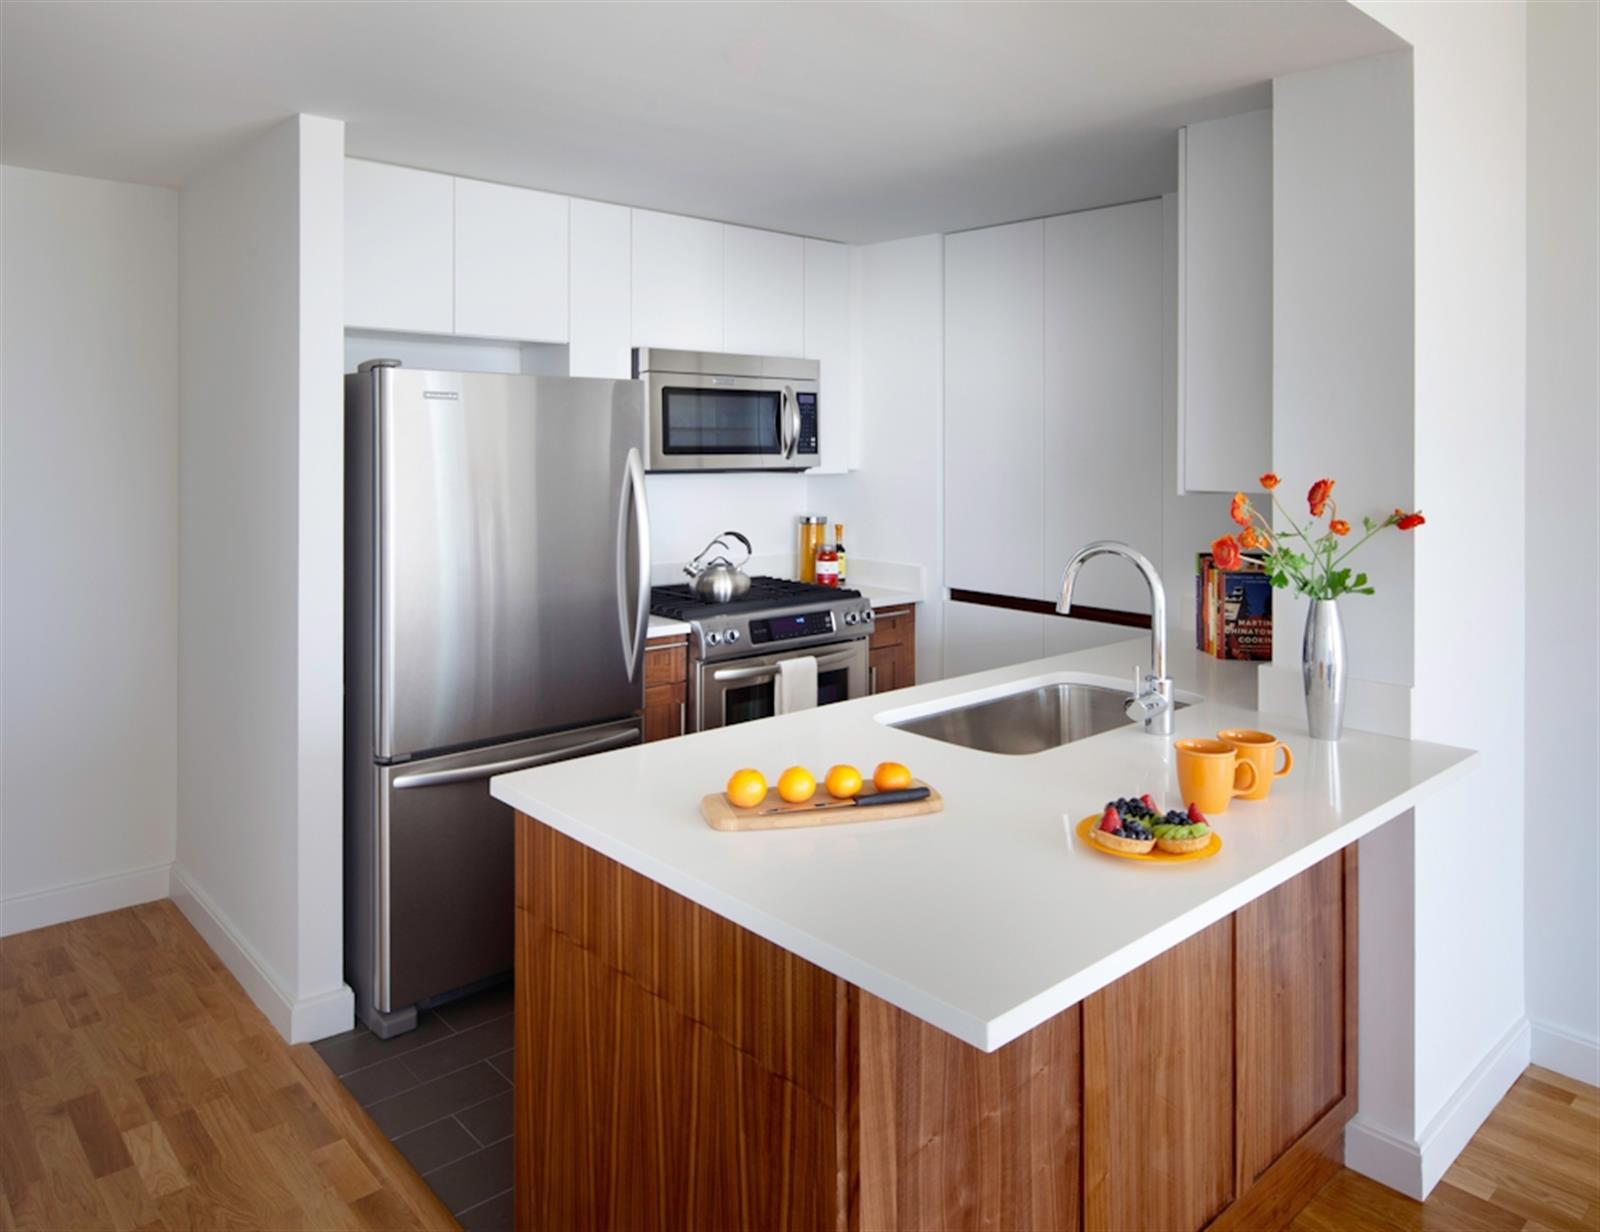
[684, 531, 753, 603]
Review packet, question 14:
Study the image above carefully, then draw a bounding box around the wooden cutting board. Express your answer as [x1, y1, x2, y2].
[700, 779, 943, 832]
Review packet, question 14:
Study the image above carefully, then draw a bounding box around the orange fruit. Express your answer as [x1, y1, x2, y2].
[776, 766, 817, 804]
[725, 768, 768, 809]
[824, 764, 863, 799]
[873, 761, 913, 791]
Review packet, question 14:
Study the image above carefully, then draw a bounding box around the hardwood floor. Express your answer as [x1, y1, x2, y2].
[2, 899, 1596, 1232]
[0, 900, 457, 1231]
[1290, 1066, 1600, 1232]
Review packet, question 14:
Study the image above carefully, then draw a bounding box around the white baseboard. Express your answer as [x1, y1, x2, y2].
[0, 861, 172, 937]
[169, 863, 353, 1044]
[1345, 1017, 1531, 1199]
[1531, 1019, 1600, 1086]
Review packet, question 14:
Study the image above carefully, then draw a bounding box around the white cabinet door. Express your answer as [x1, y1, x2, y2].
[1043, 200, 1165, 614]
[631, 209, 724, 351]
[453, 178, 568, 343]
[724, 225, 804, 357]
[803, 238, 853, 472]
[569, 199, 631, 378]
[345, 159, 454, 334]
[942, 601, 1045, 678]
[944, 220, 1045, 597]
[1180, 108, 1272, 492]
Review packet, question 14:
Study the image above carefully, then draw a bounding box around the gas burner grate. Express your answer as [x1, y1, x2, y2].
[650, 576, 862, 622]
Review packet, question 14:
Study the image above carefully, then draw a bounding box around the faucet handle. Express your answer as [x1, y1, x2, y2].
[1126, 666, 1173, 724]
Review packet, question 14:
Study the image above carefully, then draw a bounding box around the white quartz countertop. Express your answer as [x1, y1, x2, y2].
[492, 637, 1476, 1051]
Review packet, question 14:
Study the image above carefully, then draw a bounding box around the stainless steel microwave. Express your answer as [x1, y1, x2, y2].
[633, 348, 819, 472]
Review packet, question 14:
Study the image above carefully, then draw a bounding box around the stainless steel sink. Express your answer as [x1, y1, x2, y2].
[887, 681, 1189, 755]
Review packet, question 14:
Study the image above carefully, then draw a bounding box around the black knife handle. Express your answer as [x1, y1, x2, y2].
[857, 786, 931, 807]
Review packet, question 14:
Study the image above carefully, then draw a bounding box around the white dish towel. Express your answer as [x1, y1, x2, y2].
[775, 655, 819, 715]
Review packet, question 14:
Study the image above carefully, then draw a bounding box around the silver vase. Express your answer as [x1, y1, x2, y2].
[1302, 599, 1347, 740]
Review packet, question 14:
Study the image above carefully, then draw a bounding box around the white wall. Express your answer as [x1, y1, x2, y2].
[647, 473, 812, 568]
[809, 234, 946, 678]
[1268, 52, 1415, 731]
[176, 114, 351, 1043]
[1525, 0, 1599, 1084]
[1345, 2, 1530, 1200]
[1, 166, 179, 933]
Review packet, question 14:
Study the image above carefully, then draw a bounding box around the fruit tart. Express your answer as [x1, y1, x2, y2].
[1091, 796, 1158, 854]
[1152, 804, 1214, 854]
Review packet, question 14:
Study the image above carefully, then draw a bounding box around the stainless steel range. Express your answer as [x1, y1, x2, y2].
[650, 578, 874, 731]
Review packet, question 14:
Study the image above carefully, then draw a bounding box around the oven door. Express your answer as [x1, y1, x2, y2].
[645, 372, 819, 472]
[693, 640, 868, 731]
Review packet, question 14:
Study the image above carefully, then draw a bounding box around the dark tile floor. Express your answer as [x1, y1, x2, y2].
[313, 983, 515, 1230]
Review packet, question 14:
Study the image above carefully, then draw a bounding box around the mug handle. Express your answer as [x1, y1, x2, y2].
[1275, 744, 1294, 778]
[1233, 760, 1259, 796]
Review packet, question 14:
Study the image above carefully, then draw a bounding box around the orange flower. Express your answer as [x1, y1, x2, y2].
[1211, 534, 1243, 571]
[1240, 526, 1267, 550]
[1329, 519, 1351, 537]
[1259, 472, 1280, 490]
[1230, 492, 1252, 527]
[1395, 509, 1425, 531]
[1308, 478, 1336, 517]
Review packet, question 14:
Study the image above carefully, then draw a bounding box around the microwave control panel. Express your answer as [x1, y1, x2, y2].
[749, 610, 834, 645]
[796, 392, 819, 456]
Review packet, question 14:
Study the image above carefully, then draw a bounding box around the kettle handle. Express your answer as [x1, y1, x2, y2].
[720, 531, 752, 567]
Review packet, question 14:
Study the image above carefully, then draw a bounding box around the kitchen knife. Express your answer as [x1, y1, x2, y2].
[758, 786, 931, 815]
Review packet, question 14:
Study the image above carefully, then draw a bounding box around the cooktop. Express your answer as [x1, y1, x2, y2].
[650, 576, 862, 622]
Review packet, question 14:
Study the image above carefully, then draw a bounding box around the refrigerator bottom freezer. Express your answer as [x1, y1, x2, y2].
[346, 716, 641, 1038]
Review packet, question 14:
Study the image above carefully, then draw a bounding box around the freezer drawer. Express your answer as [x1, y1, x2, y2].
[348, 719, 641, 1027]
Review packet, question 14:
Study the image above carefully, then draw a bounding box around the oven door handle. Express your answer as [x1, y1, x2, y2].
[710, 646, 859, 684]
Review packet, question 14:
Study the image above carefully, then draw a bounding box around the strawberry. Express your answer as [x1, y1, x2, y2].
[1140, 794, 1157, 811]
[1187, 802, 1208, 826]
[1100, 807, 1121, 833]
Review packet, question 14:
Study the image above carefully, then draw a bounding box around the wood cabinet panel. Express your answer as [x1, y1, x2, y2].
[1083, 918, 1235, 1232]
[854, 990, 1081, 1232]
[642, 637, 688, 742]
[868, 606, 916, 694]
[1235, 852, 1349, 1187]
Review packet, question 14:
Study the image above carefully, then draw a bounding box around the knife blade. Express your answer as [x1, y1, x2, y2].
[757, 786, 931, 815]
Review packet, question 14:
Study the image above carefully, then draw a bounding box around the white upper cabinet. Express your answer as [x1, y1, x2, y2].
[345, 160, 454, 335]
[944, 220, 1045, 598]
[453, 178, 569, 343]
[1179, 108, 1272, 492]
[803, 239, 854, 472]
[631, 209, 724, 351]
[568, 199, 632, 378]
[724, 226, 805, 357]
[1043, 200, 1165, 613]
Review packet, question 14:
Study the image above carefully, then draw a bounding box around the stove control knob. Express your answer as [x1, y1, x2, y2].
[844, 611, 860, 626]
[725, 629, 741, 644]
[705, 631, 723, 647]
[863, 609, 875, 622]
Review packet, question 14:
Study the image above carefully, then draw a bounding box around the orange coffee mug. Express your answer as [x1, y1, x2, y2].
[1217, 729, 1294, 801]
[1174, 738, 1258, 813]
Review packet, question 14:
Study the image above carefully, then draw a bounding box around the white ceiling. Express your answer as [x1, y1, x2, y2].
[1, 1, 1404, 243]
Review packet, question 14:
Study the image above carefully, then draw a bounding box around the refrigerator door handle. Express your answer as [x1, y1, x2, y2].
[391, 727, 641, 790]
[616, 446, 651, 682]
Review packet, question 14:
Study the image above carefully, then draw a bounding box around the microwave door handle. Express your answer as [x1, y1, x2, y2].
[781, 385, 800, 459]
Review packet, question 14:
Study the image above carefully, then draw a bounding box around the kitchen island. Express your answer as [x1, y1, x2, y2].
[491, 638, 1475, 1231]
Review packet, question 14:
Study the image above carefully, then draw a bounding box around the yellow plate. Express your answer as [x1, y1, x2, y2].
[1074, 815, 1222, 863]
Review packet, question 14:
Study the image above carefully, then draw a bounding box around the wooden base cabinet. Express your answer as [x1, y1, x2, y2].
[868, 605, 916, 695]
[641, 635, 687, 743]
[513, 822, 1354, 1232]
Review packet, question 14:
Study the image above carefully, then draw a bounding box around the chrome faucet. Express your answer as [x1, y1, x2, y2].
[1056, 541, 1174, 736]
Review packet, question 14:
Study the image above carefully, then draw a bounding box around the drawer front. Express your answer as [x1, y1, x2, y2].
[869, 606, 914, 649]
[645, 639, 688, 687]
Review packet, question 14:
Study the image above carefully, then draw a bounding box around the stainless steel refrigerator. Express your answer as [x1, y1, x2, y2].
[344, 360, 650, 1037]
